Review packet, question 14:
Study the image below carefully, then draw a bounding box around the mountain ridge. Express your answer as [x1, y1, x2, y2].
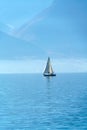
[14, 0, 87, 58]
[0, 31, 46, 59]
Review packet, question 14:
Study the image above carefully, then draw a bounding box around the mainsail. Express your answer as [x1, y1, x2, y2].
[44, 57, 54, 74]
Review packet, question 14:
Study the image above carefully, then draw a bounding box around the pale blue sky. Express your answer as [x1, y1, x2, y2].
[0, 0, 53, 27]
[0, 0, 87, 73]
[0, 59, 87, 73]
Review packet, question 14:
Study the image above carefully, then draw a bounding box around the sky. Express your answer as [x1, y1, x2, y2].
[14, 0, 87, 59]
[0, 0, 53, 27]
[0, 59, 87, 73]
[0, 0, 87, 73]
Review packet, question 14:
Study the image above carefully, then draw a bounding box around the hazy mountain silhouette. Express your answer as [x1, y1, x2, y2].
[0, 0, 53, 27]
[0, 31, 46, 59]
[15, 0, 87, 58]
[0, 22, 11, 33]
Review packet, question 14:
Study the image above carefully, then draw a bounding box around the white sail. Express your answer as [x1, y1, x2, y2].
[44, 57, 54, 74]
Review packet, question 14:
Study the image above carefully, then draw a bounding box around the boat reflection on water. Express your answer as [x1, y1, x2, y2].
[43, 76, 55, 128]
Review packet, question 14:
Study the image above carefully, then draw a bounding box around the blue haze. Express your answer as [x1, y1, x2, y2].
[0, 74, 87, 129]
[0, 0, 53, 27]
[16, 0, 87, 58]
[0, 0, 87, 72]
[0, 0, 87, 60]
[0, 31, 45, 59]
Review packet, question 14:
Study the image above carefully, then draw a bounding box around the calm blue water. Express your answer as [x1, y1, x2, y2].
[0, 73, 87, 130]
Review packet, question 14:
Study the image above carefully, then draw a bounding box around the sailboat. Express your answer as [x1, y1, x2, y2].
[43, 57, 56, 76]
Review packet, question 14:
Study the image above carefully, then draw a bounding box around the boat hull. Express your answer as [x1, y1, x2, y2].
[43, 73, 56, 76]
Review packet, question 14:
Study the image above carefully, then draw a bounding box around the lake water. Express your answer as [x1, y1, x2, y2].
[0, 73, 87, 130]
